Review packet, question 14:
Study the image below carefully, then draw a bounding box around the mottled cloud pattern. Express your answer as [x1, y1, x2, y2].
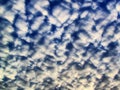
[0, 0, 120, 90]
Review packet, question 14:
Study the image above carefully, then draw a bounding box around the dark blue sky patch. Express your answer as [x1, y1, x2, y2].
[51, 24, 57, 32]
[17, 87, 24, 90]
[46, 66, 54, 70]
[71, 0, 76, 3]
[2, 83, 8, 88]
[94, 18, 104, 25]
[20, 39, 29, 45]
[0, 0, 9, 5]
[33, 66, 42, 72]
[7, 42, 15, 50]
[101, 49, 118, 59]
[11, 31, 18, 38]
[7, 55, 14, 60]
[79, 6, 92, 13]
[38, 36, 45, 45]
[100, 74, 109, 82]
[54, 86, 69, 90]
[27, 19, 34, 30]
[44, 16, 49, 23]
[117, 13, 120, 19]
[92, 25, 97, 31]
[115, 23, 120, 33]
[70, 62, 84, 70]
[34, 11, 43, 17]
[20, 56, 27, 61]
[101, 51, 110, 58]
[56, 61, 64, 65]
[64, 51, 70, 57]
[12, 14, 21, 30]
[114, 74, 120, 81]
[66, 42, 74, 50]
[0, 17, 10, 30]
[97, 0, 112, 13]
[53, 38, 62, 44]
[107, 41, 118, 50]
[25, 0, 31, 6]
[28, 42, 35, 50]
[0, 34, 3, 40]
[84, 43, 99, 54]
[25, 9, 31, 18]
[26, 30, 38, 38]
[2, 76, 10, 82]
[71, 31, 80, 40]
